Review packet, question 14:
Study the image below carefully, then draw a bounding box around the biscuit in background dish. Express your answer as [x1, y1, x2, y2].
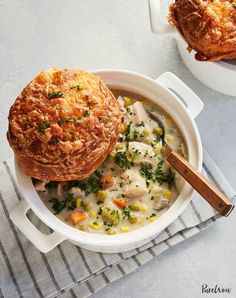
[169, 0, 236, 61]
[7, 67, 121, 181]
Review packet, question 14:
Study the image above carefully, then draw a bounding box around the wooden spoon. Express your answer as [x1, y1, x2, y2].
[148, 110, 234, 217]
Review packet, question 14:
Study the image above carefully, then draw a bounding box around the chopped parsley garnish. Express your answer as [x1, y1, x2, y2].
[49, 197, 64, 214]
[45, 181, 58, 190]
[48, 91, 63, 99]
[137, 121, 145, 127]
[58, 119, 64, 125]
[70, 131, 77, 141]
[155, 158, 175, 188]
[133, 129, 144, 139]
[125, 121, 133, 140]
[104, 222, 113, 231]
[70, 84, 81, 90]
[65, 117, 73, 122]
[139, 163, 153, 180]
[123, 207, 131, 219]
[151, 135, 161, 147]
[99, 116, 109, 120]
[38, 121, 50, 134]
[63, 180, 81, 191]
[63, 193, 74, 202]
[114, 152, 130, 169]
[76, 175, 102, 196]
[138, 159, 175, 188]
[85, 110, 90, 116]
[126, 107, 132, 114]
[49, 192, 75, 214]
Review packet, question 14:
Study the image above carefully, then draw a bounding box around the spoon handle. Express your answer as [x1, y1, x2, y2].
[164, 146, 234, 217]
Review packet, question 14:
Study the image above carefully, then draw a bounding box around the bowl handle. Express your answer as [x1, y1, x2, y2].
[148, 0, 176, 36]
[10, 200, 66, 253]
[156, 72, 204, 119]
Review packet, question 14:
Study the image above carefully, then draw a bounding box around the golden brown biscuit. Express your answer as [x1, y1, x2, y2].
[8, 68, 121, 181]
[169, 0, 236, 61]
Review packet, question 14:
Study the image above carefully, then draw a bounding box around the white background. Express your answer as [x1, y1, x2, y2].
[0, 1, 235, 297]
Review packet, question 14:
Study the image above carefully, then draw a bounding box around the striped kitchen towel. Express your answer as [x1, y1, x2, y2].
[0, 150, 235, 298]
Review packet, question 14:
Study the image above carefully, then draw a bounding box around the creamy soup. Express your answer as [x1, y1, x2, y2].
[35, 91, 187, 235]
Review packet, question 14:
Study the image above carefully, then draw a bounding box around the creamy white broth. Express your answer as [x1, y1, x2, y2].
[35, 90, 187, 235]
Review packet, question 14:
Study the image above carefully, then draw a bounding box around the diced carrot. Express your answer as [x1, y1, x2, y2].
[68, 211, 86, 225]
[113, 198, 127, 209]
[101, 176, 114, 189]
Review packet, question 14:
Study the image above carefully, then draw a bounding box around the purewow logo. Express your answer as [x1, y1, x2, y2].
[202, 284, 232, 294]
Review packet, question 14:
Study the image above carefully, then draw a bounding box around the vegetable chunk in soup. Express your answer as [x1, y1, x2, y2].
[35, 90, 187, 235]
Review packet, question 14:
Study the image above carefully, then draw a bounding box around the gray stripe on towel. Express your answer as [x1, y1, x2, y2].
[0, 191, 43, 298]
[0, 240, 23, 298]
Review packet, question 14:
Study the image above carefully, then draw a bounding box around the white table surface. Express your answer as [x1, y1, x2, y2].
[0, 1, 235, 297]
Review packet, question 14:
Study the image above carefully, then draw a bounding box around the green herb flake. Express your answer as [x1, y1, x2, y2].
[45, 181, 58, 190]
[58, 119, 64, 126]
[70, 84, 81, 91]
[123, 207, 131, 219]
[155, 158, 175, 188]
[38, 121, 50, 134]
[70, 131, 77, 141]
[48, 90, 63, 99]
[125, 121, 133, 141]
[99, 116, 109, 121]
[139, 163, 153, 180]
[49, 197, 64, 214]
[137, 121, 145, 127]
[76, 175, 102, 196]
[49, 137, 59, 145]
[65, 117, 73, 122]
[115, 152, 130, 169]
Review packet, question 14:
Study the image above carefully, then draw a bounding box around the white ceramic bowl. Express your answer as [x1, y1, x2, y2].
[149, 0, 236, 97]
[10, 69, 204, 253]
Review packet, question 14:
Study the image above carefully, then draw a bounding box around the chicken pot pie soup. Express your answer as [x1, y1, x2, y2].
[35, 90, 187, 235]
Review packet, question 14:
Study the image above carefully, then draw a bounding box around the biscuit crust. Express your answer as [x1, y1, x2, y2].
[169, 0, 236, 61]
[8, 68, 121, 181]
